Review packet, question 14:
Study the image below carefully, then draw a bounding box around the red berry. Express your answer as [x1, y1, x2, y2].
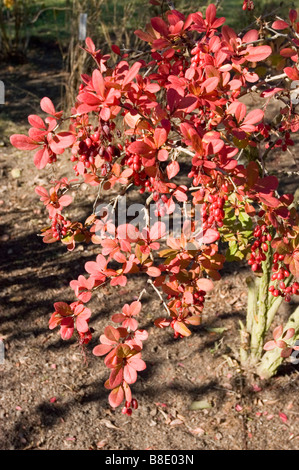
[132, 398, 138, 410]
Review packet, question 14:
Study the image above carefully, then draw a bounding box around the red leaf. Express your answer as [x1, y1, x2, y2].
[124, 364, 137, 384]
[127, 140, 152, 155]
[35, 186, 48, 198]
[111, 313, 125, 323]
[76, 315, 89, 333]
[243, 109, 264, 125]
[109, 367, 124, 389]
[59, 195, 72, 207]
[263, 340, 276, 351]
[186, 315, 201, 326]
[284, 67, 299, 81]
[157, 149, 168, 161]
[54, 302, 71, 315]
[196, 278, 214, 292]
[205, 3, 216, 25]
[200, 228, 220, 244]
[151, 17, 169, 37]
[85, 37, 95, 53]
[289, 9, 297, 23]
[104, 325, 120, 343]
[246, 45, 272, 62]
[272, 20, 289, 30]
[289, 255, 299, 278]
[122, 62, 142, 87]
[202, 76, 219, 93]
[111, 44, 121, 55]
[134, 29, 155, 43]
[40, 97, 56, 115]
[146, 266, 161, 277]
[166, 161, 180, 179]
[260, 87, 283, 98]
[154, 318, 171, 328]
[280, 48, 297, 58]
[273, 325, 283, 340]
[280, 348, 293, 358]
[108, 386, 124, 408]
[150, 221, 166, 240]
[258, 194, 280, 208]
[28, 115, 46, 129]
[279, 412, 288, 423]
[154, 127, 167, 148]
[128, 301, 142, 317]
[33, 147, 50, 169]
[92, 69, 105, 98]
[173, 321, 191, 337]
[123, 317, 139, 331]
[128, 356, 146, 371]
[10, 134, 39, 151]
[283, 328, 295, 340]
[100, 107, 111, 121]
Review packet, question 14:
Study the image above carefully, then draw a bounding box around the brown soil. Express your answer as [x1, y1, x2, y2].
[0, 46, 299, 451]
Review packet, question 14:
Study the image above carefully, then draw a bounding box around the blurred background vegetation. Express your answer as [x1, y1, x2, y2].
[0, 0, 294, 57]
[0, 0, 296, 112]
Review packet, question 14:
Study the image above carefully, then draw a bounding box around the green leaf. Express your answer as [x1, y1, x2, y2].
[205, 327, 227, 334]
[189, 399, 212, 410]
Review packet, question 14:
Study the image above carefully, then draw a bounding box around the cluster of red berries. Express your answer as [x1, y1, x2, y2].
[51, 214, 68, 240]
[48, 150, 58, 164]
[121, 399, 138, 416]
[269, 252, 299, 302]
[275, 131, 294, 153]
[123, 152, 152, 192]
[71, 119, 120, 175]
[248, 225, 271, 272]
[202, 193, 227, 230]
[242, 0, 254, 10]
[257, 123, 271, 139]
[79, 329, 92, 345]
[127, 154, 142, 173]
[190, 43, 203, 68]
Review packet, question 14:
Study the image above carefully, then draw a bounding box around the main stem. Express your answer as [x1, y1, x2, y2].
[247, 247, 272, 364]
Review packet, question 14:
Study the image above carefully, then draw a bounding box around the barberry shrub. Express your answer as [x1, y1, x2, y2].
[10, 1, 299, 410]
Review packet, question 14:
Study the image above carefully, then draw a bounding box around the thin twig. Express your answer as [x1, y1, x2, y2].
[147, 279, 171, 316]
[30, 7, 71, 24]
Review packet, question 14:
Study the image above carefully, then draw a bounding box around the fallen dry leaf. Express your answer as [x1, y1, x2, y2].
[170, 418, 183, 426]
[97, 439, 108, 448]
[100, 419, 120, 430]
[279, 412, 288, 423]
[189, 427, 205, 437]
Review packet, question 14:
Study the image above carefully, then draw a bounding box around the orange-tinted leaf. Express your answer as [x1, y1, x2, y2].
[108, 386, 124, 408]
